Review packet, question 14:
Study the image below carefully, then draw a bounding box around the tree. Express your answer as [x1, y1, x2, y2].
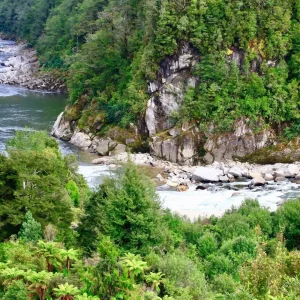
[18, 211, 43, 243]
[144, 272, 164, 293]
[91, 237, 134, 298]
[78, 162, 164, 254]
[35, 241, 62, 272]
[53, 283, 80, 300]
[59, 248, 79, 271]
[0, 131, 76, 241]
[26, 270, 55, 300]
[75, 294, 99, 300]
[66, 180, 80, 207]
[119, 253, 148, 279]
[2, 280, 29, 300]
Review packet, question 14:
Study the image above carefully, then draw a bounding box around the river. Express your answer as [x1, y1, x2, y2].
[1, 41, 300, 219]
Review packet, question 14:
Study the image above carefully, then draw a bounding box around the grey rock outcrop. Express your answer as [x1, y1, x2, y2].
[51, 112, 74, 141]
[149, 127, 204, 165]
[203, 118, 275, 163]
[145, 42, 198, 136]
[51, 113, 127, 157]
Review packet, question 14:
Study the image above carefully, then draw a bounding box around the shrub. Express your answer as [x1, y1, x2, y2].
[204, 254, 234, 278]
[197, 232, 218, 258]
[18, 211, 43, 243]
[274, 199, 300, 250]
[2, 280, 28, 300]
[212, 273, 237, 294]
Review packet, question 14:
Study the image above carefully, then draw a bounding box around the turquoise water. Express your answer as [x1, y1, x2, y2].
[0, 84, 67, 152]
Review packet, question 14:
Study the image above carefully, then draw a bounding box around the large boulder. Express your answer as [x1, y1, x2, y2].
[192, 167, 223, 182]
[70, 131, 92, 149]
[288, 164, 299, 177]
[251, 176, 266, 187]
[228, 166, 243, 178]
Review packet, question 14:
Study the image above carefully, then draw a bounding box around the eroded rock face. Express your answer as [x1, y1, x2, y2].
[203, 119, 276, 163]
[145, 42, 199, 136]
[149, 127, 204, 165]
[51, 113, 127, 156]
[51, 112, 74, 141]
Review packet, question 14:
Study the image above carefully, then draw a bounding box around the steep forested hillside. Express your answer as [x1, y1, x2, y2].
[1, 0, 300, 160]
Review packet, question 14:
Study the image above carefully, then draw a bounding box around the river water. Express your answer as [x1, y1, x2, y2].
[1, 40, 300, 219]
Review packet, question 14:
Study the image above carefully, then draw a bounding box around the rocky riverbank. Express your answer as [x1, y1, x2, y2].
[89, 152, 300, 190]
[0, 40, 66, 92]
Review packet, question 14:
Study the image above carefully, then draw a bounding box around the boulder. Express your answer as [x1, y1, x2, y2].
[274, 170, 285, 178]
[228, 166, 243, 178]
[92, 157, 110, 164]
[251, 176, 265, 187]
[264, 173, 274, 181]
[249, 172, 262, 179]
[196, 185, 208, 190]
[219, 175, 229, 182]
[167, 180, 179, 187]
[192, 167, 222, 182]
[96, 139, 110, 156]
[111, 144, 126, 155]
[156, 174, 165, 182]
[275, 177, 286, 182]
[51, 112, 73, 141]
[288, 164, 299, 177]
[70, 131, 92, 149]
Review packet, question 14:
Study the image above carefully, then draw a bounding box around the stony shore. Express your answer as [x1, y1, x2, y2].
[0, 40, 66, 92]
[90, 152, 300, 191]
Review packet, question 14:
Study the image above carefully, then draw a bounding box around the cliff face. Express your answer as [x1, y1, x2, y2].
[142, 44, 277, 165]
[52, 44, 289, 165]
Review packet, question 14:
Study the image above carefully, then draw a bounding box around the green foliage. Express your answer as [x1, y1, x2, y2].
[274, 199, 300, 250]
[212, 273, 238, 295]
[2, 280, 28, 300]
[19, 211, 43, 243]
[92, 237, 135, 299]
[197, 232, 218, 258]
[53, 283, 80, 299]
[156, 250, 209, 298]
[0, 131, 88, 242]
[66, 180, 80, 207]
[78, 162, 164, 254]
[2, 280, 29, 300]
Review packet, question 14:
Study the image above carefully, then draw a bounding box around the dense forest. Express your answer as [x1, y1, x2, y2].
[2, 1, 300, 298]
[1, 130, 300, 299]
[0, 0, 299, 134]
[0, 131, 300, 300]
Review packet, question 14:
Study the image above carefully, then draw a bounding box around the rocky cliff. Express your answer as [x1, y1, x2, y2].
[52, 43, 294, 165]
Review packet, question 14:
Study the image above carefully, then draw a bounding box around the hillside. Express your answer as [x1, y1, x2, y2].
[1, 0, 300, 164]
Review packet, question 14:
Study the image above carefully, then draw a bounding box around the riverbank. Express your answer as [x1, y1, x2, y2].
[0, 39, 66, 92]
[76, 152, 300, 218]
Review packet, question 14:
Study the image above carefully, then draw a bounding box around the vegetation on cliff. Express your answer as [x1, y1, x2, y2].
[2, 131, 300, 298]
[0, 0, 299, 136]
